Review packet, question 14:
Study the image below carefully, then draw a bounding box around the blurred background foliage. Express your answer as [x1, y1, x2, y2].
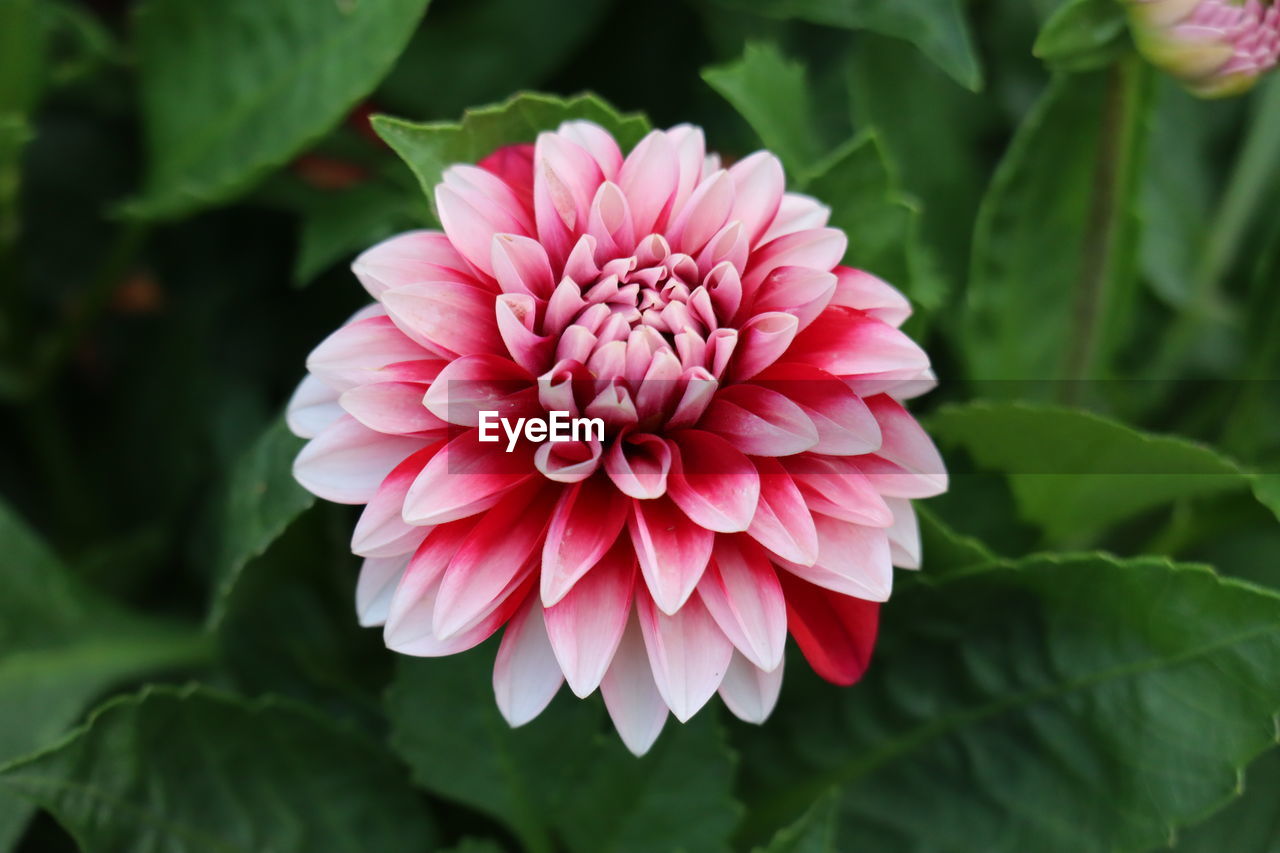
[0, 0, 1278, 851]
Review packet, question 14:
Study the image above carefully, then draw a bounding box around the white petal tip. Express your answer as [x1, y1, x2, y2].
[616, 716, 667, 756]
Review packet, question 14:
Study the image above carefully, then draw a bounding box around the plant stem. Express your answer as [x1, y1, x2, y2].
[1062, 58, 1150, 402]
[1157, 74, 1280, 375]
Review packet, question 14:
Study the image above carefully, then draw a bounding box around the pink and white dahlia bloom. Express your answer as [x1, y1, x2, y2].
[288, 120, 946, 755]
[1126, 0, 1280, 96]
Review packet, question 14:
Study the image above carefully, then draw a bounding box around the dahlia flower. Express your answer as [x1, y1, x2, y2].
[1126, 0, 1280, 96]
[288, 120, 946, 755]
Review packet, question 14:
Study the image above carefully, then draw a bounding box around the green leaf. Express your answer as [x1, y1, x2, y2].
[551, 713, 743, 853]
[1138, 78, 1218, 308]
[755, 789, 840, 853]
[374, 92, 650, 216]
[706, 0, 981, 90]
[378, 0, 614, 120]
[738, 553, 1280, 852]
[1254, 475, 1280, 523]
[965, 66, 1152, 388]
[293, 181, 420, 286]
[917, 505, 997, 572]
[0, 502, 212, 850]
[0, 0, 45, 255]
[930, 402, 1251, 545]
[387, 652, 742, 853]
[804, 132, 945, 311]
[129, 0, 431, 219]
[37, 0, 120, 88]
[0, 0, 44, 116]
[1172, 748, 1280, 852]
[1033, 0, 1129, 72]
[847, 32, 993, 302]
[1184, 76, 1280, 324]
[208, 417, 314, 627]
[702, 42, 827, 177]
[1, 686, 436, 853]
[215, 505, 391, 719]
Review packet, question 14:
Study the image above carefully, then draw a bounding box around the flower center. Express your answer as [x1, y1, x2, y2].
[551, 235, 739, 375]
[531, 232, 745, 435]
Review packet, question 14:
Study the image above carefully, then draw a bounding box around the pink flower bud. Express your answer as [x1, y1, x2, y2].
[1126, 0, 1280, 96]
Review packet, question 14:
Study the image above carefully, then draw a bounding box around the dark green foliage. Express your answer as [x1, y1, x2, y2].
[1, 1, 1279, 851]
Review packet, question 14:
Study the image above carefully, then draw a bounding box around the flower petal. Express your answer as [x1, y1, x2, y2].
[433, 481, 555, 638]
[286, 374, 344, 439]
[731, 312, 799, 381]
[436, 165, 535, 276]
[754, 362, 881, 455]
[728, 151, 785, 246]
[351, 230, 477, 299]
[619, 130, 680, 236]
[340, 381, 448, 435]
[541, 474, 630, 605]
[356, 553, 411, 627]
[885, 496, 922, 570]
[751, 266, 837, 332]
[743, 227, 846, 297]
[757, 193, 830, 246]
[666, 124, 708, 219]
[718, 652, 783, 724]
[779, 572, 879, 686]
[351, 444, 441, 558]
[402, 430, 535, 525]
[293, 415, 425, 504]
[534, 439, 604, 483]
[479, 143, 535, 213]
[783, 454, 894, 527]
[422, 354, 539, 427]
[601, 609, 669, 756]
[667, 366, 719, 430]
[776, 513, 893, 601]
[830, 266, 912, 327]
[384, 518, 522, 655]
[385, 570, 532, 657]
[587, 181, 637, 259]
[696, 221, 749, 278]
[788, 306, 929, 378]
[558, 120, 624, 179]
[700, 384, 818, 457]
[605, 432, 673, 499]
[306, 315, 440, 391]
[381, 281, 505, 358]
[637, 592, 734, 722]
[747, 457, 819, 565]
[853, 394, 948, 498]
[495, 293, 555, 374]
[628, 496, 715, 614]
[667, 430, 761, 533]
[545, 539, 636, 697]
[491, 233, 555, 299]
[668, 170, 734, 256]
[534, 131, 603, 266]
[698, 537, 787, 671]
[493, 597, 564, 727]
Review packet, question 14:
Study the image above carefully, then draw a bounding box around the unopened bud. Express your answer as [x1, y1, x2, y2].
[1125, 0, 1280, 97]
